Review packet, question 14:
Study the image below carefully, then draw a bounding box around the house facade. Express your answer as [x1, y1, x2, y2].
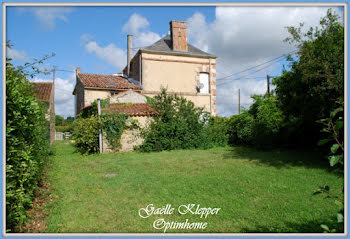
[125, 21, 217, 115]
[73, 20, 217, 116]
[31, 82, 55, 144]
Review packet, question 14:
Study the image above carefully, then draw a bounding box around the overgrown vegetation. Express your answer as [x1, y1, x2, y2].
[137, 88, 228, 152]
[72, 115, 101, 154]
[6, 60, 50, 231]
[72, 99, 130, 154]
[55, 115, 75, 132]
[228, 95, 284, 147]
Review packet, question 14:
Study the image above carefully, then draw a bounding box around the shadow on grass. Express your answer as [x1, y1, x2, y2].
[240, 218, 344, 233]
[222, 146, 342, 172]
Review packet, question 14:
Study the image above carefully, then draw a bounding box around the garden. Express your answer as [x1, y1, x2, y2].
[5, 9, 344, 233]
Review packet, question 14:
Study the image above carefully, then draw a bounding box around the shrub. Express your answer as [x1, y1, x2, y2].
[227, 95, 284, 147]
[227, 111, 255, 145]
[72, 115, 101, 154]
[137, 89, 209, 152]
[6, 61, 50, 231]
[203, 116, 229, 147]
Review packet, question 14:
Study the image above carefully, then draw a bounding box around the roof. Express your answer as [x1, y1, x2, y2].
[31, 82, 53, 102]
[102, 103, 157, 116]
[77, 73, 142, 90]
[142, 35, 216, 58]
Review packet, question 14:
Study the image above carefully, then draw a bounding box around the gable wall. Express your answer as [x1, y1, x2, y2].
[140, 52, 216, 115]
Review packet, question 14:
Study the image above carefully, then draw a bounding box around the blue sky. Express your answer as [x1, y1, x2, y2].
[6, 5, 344, 117]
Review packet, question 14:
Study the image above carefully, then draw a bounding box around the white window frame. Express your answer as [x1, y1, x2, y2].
[199, 72, 209, 94]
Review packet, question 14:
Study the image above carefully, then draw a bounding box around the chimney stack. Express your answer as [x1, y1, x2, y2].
[127, 34, 132, 77]
[76, 67, 81, 74]
[170, 20, 188, 52]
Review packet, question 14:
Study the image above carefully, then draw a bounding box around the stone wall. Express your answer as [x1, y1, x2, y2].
[102, 116, 152, 153]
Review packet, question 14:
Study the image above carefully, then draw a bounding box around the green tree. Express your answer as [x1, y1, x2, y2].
[273, 9, 344, 145]
[55, 115, 65, 126]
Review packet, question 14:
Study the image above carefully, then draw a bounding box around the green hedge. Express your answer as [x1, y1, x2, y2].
[6, 61, 50, 231]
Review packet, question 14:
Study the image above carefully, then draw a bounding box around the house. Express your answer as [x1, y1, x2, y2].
[124, 20, 217, 115]
[31, 82, 55, 144]
[73, 20, 217, 116]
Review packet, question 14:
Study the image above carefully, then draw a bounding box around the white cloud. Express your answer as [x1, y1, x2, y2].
[82, 13, 160, 71]
[84, 41, 127, 71]
[133, 31, 161, 48]
[32, 71, 76, 118]
[6, 47, 27, 61]
[122, 13, 150, 35]
[20, 7, 73, 30]
[186, 7, 343, 116]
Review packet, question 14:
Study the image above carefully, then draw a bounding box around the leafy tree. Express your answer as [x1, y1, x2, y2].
[273, 9, 344, 146]
[55, 115, 65, 126]
[138, 88, 211, 152]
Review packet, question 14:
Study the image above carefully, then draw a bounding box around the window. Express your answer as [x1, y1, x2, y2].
[199, 73, 209, 94]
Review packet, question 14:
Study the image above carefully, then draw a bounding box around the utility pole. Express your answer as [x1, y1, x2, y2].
[238, 88, 240, 115]
[97, 98, 103, 153]
[267, 74, 270, 96]
[50, 65, 56, 144]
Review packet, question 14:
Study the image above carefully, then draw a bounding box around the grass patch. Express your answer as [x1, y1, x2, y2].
[44, 141, 343, 233]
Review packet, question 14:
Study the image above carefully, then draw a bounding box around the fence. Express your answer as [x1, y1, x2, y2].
[55, 132, 72, 141]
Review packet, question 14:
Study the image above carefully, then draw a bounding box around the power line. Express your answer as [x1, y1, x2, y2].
[216, 50, 296, 81]
[216, 57, 286, 87]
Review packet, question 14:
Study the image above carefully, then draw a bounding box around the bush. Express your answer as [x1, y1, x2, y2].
[203, 116, 229, 147]
[56, 125, 72, 132]
[72, 115, 101, 154]
[6, 61, 50, 231]
[227, 95, 284, 147]
[227, 111, 255, 145]
[137, 89, 209, 152]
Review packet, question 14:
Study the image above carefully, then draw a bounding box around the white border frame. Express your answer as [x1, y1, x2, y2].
[2, 2, 348, 237]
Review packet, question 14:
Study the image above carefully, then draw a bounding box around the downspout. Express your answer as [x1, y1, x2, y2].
[209, 58, 212, 115]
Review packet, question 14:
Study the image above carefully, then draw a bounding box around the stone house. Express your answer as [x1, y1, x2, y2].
[31, 82, 55, 144]
[73, 20, 217, 116]
[124, 20, 217, 115]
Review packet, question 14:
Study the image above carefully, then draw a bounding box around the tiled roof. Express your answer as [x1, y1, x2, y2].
[142, 35, 216, 58]
[31, 82, 53, 102]
[102, 103, 157, 116]
[77, 73, 141, 90]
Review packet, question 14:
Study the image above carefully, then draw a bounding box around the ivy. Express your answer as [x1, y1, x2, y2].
[101, 113, 129, 149]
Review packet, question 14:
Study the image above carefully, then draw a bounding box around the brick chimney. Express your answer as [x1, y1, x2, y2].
[76, 67, 81, 74]
[170, 20, 188, 52]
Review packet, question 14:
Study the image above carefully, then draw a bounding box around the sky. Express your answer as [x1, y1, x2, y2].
[6, 5, 344, 118]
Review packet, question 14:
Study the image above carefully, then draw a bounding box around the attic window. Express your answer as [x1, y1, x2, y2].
[110, 91, 118, 96]
[199, 73, 209, 94]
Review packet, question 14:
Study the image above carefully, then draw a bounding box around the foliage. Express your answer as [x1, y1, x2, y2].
[55, 115, 65, 126]
[72, 115, 101, 154]
[227, 111, 255, 145]
[80, 98, 110, 118]
[202, 116, 229, 147]
[56, 125, 73, 133]
[317, 100, 344, 166]
[227, 95, 284, 147]
[6, 60, 50, 231]
[137, 88, 209, 152]
[313, 100, 344, 232]
[101, 113, 129, 149]
[273, 9, 344, 146]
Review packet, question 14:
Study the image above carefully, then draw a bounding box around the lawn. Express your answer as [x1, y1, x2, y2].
[43, 141, 343, 233]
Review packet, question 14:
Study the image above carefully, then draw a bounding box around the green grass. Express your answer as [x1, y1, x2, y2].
[44, 141, 343, 233]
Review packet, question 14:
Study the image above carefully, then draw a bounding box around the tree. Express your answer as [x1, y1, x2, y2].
[55, 115, 65, 126]
[273, 9, 344, 146]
